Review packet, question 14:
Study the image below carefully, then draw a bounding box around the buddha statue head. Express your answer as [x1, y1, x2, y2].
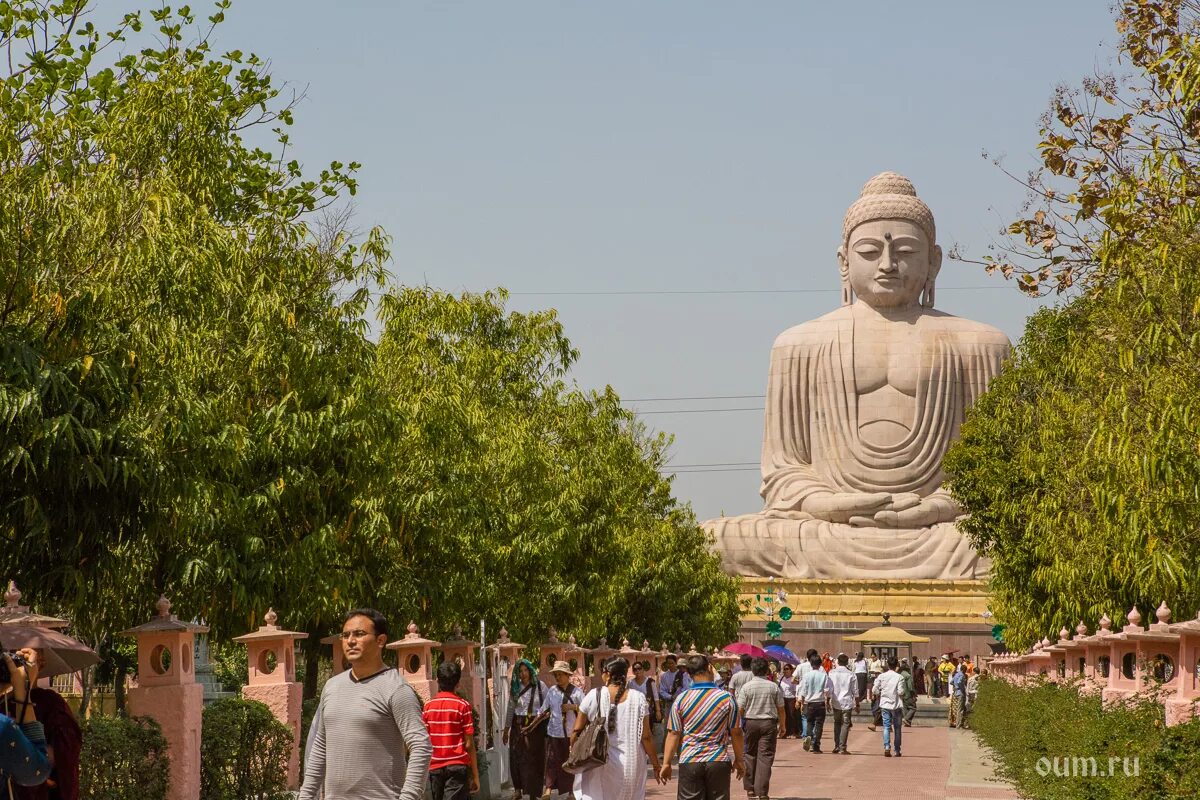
[837, 172, 941, 309]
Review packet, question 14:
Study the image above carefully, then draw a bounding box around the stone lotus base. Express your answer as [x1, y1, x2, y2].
[736, 577, 997, 658]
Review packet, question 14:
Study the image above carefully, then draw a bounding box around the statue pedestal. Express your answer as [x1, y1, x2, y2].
[737, 578, 996, 658]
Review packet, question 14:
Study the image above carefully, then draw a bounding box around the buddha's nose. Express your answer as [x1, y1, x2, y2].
[879, 242, 898, 273]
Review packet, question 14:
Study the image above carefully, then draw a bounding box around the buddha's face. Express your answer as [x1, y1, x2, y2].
[839, 219, 941, 309]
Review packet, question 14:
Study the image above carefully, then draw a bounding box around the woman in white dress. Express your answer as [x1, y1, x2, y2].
[570, 657, 665, 800]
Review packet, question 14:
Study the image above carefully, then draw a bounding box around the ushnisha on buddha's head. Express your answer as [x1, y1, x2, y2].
[836, 172, 942, 310]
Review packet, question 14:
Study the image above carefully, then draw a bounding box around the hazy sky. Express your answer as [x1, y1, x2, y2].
[167, 2, 1117, 520]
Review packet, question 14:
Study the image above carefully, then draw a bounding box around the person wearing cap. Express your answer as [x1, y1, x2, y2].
[538, 661, 582, 799]
[938, 655, 954, 698]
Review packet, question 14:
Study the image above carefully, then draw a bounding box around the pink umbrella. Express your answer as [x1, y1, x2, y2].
[723, 642, 769, 659]
[0, 625, 101, 679]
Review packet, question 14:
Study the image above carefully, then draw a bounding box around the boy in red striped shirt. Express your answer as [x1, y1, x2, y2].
[422, 661, 480, 800]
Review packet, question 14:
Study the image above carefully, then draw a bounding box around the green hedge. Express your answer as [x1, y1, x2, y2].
[80, 715, 170, 800]
[200, 697, 293, 800]
[972, 677, 1200, 799]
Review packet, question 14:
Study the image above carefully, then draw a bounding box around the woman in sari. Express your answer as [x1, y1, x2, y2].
[570, 657, 664, 800]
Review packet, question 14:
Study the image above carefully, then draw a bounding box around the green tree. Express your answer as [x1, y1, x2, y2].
[945, 0, 1200, 647]
[0, 1, 739, 694]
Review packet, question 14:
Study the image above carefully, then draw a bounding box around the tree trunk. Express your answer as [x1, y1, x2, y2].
[114, 662, 128, 716]
[303, 634, 321, 700]
[77, 665, 93, 722]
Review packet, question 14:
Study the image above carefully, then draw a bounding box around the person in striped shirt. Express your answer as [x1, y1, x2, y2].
[422, 660, 480, 800]
[660, 654, 744, 800]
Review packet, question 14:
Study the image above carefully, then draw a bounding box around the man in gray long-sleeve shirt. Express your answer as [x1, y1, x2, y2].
[300, 608, 432, 800]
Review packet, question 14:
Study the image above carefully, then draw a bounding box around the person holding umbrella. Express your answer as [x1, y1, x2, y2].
[0, 623, 97, 800]
[1, 649, 50, 788]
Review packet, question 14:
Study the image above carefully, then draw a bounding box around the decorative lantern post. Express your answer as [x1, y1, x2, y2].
[1165, 609, 1200, 725]
[1080, 614, 1116, 694]
[588, 637, 617, 689]
[1126, 602, 1181, 698]
[386, 622, 441, 702]
[1102, 607, 1145, 706]
[320, 633, 350, 675]
[440, 625, 483, 710]
[536, 627, 570, 685]
[119, 596, 207, 800]
[563, 634, 589, 690]
[233, 609, 308, 789]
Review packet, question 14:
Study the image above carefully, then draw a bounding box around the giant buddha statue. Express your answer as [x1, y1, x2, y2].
[705, 172, 1010, 581]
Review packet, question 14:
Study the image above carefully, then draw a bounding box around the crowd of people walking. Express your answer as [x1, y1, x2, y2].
[298, 607, 987, 800]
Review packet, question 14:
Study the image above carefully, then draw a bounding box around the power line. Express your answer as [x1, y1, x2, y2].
[662, 467, 762, 473]
[508, 286, 1010, 296]
[624, 394, 765, 402]
[665, 461, 759, 468]
[636, 407, 765, 415]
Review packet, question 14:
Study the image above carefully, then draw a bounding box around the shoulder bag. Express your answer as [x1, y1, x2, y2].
[562, 688, 609, 774]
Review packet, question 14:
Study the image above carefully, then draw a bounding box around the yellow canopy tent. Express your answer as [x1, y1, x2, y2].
[843, 624, 931, 665]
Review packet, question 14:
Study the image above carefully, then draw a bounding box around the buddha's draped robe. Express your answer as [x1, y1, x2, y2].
[706, 307, 1010, 580]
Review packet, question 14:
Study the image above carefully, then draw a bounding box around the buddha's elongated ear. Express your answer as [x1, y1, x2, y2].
[837, 246, 853, 306]
[921, 244, 943, 308]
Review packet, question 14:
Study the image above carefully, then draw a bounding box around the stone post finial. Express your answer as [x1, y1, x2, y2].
[621, 637, 631, 648]
[1127, 606, 1142, 627]
[497, 627, 511, 645]
[406, 621, 420, 639]
[264, 608, 278, 627]
[1156, 601, 1171, 625]
[597, 637, 608, 649]
[660, 642, 669, 655]
[642, 640, 650, 651]
[689, 642, 698, 655]
[547, 626, 559, 643]
[1099, 613, 1112, 632]
[1075, 621, 1088, 638]
[674, 641, 682, 653]
[156, 595, 172, 618]
[452, 624, 463, 639]
[568, 634, 577, 647]
[1041, 637, 1051, 648]
[1058, 627, 1070, 642]
[5, 581, 20, 608]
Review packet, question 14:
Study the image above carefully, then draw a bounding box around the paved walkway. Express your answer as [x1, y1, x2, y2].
[645, 725, 1021, 800]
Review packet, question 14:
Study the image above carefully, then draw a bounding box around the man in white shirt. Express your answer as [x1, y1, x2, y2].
[826, 654, 859, 754]
[871, 657, 905, 757]
[794, 648, 817, 740]
[727, 654, 755, 698]
[778, 663, 799, 738]
[798, 654, 832, 754]
[852, 652, 869, 701]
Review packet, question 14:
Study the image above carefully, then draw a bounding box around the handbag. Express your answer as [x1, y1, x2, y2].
[562, 688, 609, 774]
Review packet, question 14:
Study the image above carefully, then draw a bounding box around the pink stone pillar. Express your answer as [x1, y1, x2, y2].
[588, 638, 616, 689]
[386, 622, 440, 702]
[234, 609, 308, 789]
[1166, 611, 1200, 725]
[1102, 607, 1144, 707]
[536, 627, 570, 686]
[120, 596, 206, 800]
[320, 633, 351, 675]
[440, 626, 483, 711]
